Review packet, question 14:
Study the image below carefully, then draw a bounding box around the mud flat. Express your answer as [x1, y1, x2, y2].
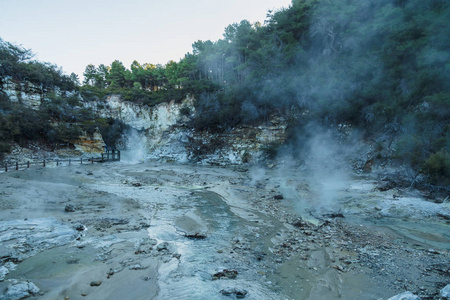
[0, 162, 448, 299]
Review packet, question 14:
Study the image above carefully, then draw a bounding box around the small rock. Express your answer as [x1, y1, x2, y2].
[427, 248, 440, 254]
[220, 287, 248, 298]
[65, 204, 76, 212]
[0, 266, 9, 281]
[90, 281, 102, 287]
[185, 232, 207, 239]
[273, 194, 284, 200]
[3, 262, 17, 271]
[387, 291, 421, 300]
[75, 224, 86, 231]
[156, 242, 169, 252]
[129, 264, 142, 270]
[212, 269, 238, 280]
[440, 284, 450, 299]
[106, 268, 114, 278]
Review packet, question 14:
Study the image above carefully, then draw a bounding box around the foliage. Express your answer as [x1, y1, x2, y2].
[1, 0, 449, 185]
[422, 151, 450, 185]
[0, 38, 78, 90]
[97, 118, 131, 147]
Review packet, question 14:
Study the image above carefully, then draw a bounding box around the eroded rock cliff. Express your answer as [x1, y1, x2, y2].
[86, 95, 288, 165]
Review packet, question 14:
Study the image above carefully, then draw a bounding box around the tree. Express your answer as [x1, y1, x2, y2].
[107, 60, 127, 88]
[83, 64, 98, 86]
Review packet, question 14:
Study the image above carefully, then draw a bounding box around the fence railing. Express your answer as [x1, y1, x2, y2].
[2, 150, 120, 173]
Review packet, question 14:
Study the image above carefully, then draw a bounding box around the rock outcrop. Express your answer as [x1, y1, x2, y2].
[72, 130, 105, 154]
[86, 95, 287, 165]
[2, 77, 287, 164]
[1, 77, 44, 110]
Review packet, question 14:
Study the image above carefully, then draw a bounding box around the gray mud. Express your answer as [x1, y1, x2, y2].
[0, 162, 448, 299]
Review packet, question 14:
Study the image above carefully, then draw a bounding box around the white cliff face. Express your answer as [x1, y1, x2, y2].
[1, 79, 287, 164]
[1, 77, 43, 110]
[85, 95, 287, 165]
[86, 95, 192, 133]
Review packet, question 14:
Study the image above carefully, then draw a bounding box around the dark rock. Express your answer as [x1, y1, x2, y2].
[185, 232, 207, 239]
[90, 281, 102, 286]
[377, 181, 395, 191]
[108, 218, 129, 225]
[75, 224, 86, 231]
[323, 212, 345, 218]
[220, 287, 248, 298]
[106, 268, 114, 278]
[273, 194, 284, 200]
[87, 172, 94, 176]
[132, 182, 142, 187]
[437, 212, 450, 220]
[291, 218, 308, 228]
[66, 258, 80, 264]
[212, 269, 238, 280]
[65, 204, 76, 212]
[139, 222, 150, 228]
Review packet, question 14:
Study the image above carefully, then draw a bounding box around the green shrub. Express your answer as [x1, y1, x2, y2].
[0, 142, 11, 154]
[421, 151, 450, 185]
[179, 106, 191, 117]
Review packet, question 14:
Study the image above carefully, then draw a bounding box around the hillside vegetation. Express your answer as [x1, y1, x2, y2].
[1, 0, 449, 186]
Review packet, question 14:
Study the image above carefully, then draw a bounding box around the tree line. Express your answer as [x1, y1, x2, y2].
[0, 0, 449, 185]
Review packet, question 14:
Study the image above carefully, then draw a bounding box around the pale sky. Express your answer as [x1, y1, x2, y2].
[0, 0, 292, 79]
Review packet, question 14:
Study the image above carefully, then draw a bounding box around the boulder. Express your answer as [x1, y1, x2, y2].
[387, 291, 421, 300]
[440, 284, 450, 299]
[4, 280, 40, 300]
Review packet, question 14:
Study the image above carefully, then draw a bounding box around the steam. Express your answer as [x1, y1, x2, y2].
[302, 127, 352, 213]
[249, 165, 267, 187]
[120, 128, 147, 164]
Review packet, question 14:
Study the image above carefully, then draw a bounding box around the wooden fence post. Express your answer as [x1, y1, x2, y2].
[118, 150, 120, 161]
[27, 161, 30, 168]
[69, 159, 71, 166]
[91, 157, 94, 164]
[43, 160, 46, 167]
[102, 153, 104, 163]
[5, 164, 7, 172]
[16, 162, 18, 170]
[81, 158, 83, 164]
[57, 160, 59, 166]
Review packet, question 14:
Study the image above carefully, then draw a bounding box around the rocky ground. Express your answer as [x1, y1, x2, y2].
[0, 161, 448, 300]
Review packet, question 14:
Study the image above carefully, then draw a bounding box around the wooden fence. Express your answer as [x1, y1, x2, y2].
[2, 150, 120, 173]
